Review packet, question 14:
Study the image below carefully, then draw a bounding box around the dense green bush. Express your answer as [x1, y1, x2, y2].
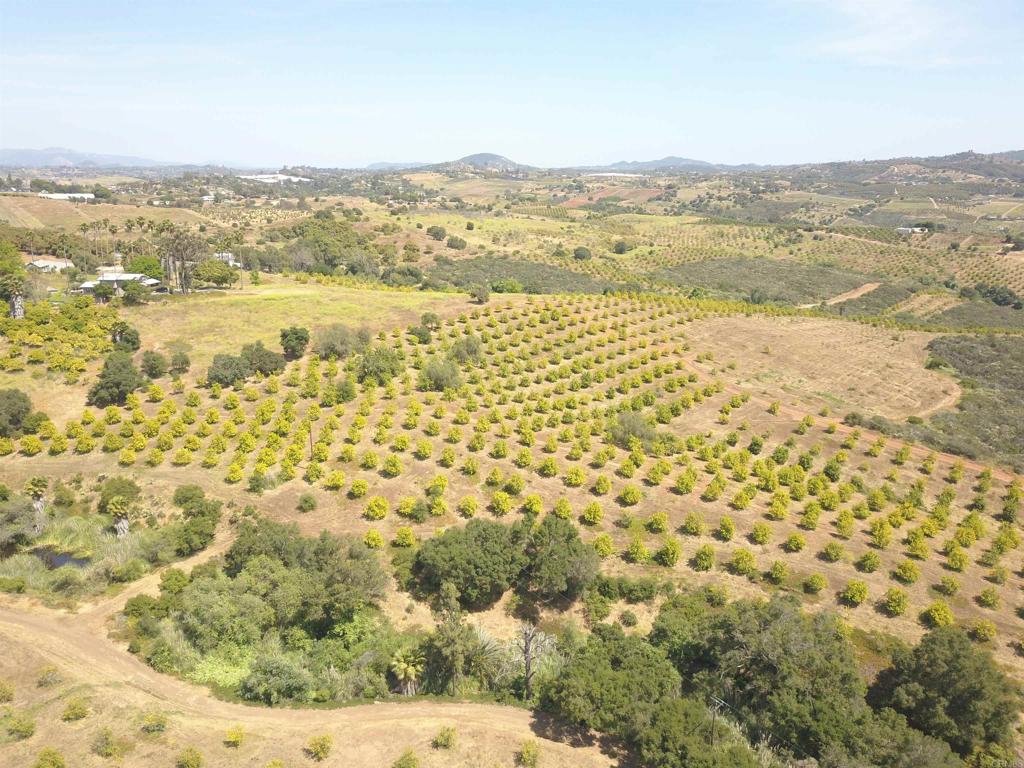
[0, 388, 32, 437]
[869, 627, 1019, 756]
[87, 352, 143, 406]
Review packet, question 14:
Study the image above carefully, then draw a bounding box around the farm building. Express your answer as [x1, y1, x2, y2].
[27, 257, 74, 272]
[79, 272, 160, 296]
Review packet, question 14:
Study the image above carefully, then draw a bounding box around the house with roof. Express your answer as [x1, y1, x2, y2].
[79, 272, 161, 297]
[27, 258, 74, 272]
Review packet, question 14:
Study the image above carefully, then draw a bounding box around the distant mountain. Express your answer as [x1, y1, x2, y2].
[436, 153, 527, 173]
[0, 147, 174, 168]
[605, 156, 718, 172]
[563, 156, 768, 174]
[365, 161, 430, 171]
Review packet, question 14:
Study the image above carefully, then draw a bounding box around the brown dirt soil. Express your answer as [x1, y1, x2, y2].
[683, 314, 960, 420]
[798, 282, 881, 309]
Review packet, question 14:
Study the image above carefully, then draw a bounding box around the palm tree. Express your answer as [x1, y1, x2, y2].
[390, 649, 424, 696]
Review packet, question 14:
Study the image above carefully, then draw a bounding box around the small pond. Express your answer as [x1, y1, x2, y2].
[31, 546, 91, 569]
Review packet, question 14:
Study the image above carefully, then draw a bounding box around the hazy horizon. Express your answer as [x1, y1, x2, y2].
[1, 0, 1022, 168]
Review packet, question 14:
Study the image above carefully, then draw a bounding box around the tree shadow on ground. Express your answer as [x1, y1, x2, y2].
[528, 710, 638, 766]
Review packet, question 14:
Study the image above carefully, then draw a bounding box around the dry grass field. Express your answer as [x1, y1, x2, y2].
[682, 315, 960, 419]
[0, 194, 211, 230]
[122, 277, 463, 375]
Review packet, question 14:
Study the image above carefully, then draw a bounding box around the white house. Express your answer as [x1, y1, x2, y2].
[80, 273, 160, 296]
[27, 258, 74, 272]
[213, 251, 241, 268]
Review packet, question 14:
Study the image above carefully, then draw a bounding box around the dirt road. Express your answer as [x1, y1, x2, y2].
[797, 281, 881, 309]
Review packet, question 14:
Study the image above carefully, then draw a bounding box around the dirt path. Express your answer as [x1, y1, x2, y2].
[798, 281, 881, 309]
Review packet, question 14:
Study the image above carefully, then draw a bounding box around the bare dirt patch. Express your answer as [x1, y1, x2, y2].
[683, 314, 960, 420]
[799, 281, 881, 309]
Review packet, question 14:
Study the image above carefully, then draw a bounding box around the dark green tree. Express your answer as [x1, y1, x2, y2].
[522, 515, 598, 602]
[280, 326, 310, 360]
[869, 627, 1020, 756]
[141, 350, 168, 379]
[87, 352, 143, 406]
[0, 389, 32, 437]
[414, 520, 525, 609]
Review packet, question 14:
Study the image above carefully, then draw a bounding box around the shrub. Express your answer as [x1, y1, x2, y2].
[306, 734, 333, 761]
[432, 726, 456, 749]
[392, 749, 420, 768]
[313, 324, 367, 359]
[7, 712, 36, 739]
[782, 533, 805, 553]
[37, 665, 62, 687]
[517, 739, 540, 768]
[618, 484, 642, 506]
[364, 495, 389, 520]
[856, 551, 881, 573]
[33, 749, 65, 768]
[225, 725, 245, 747]
[977, 587, 1000, 609]
[364, 529, 385, 549]
[840, 580, 868, 606]
[418, 357, 461, 391]
[357, 345, 404, 385]
[92, 728, 124, 758]
[883, 587, 909, 616]
[175, 747, 204, 768]
[0, 679, 12, 702]
[692, 544, 715, 571]
[922, 600, 955, 627]
[729, 548, 757, 577]
[140, 710, 168, 733]
[971, 619, 997, 642]
[767, 560, 788, 584]
[893, 560, 920, 584]
[393, 527, 416, 547]
[61, 697, 89, 721]
[803, 574, 827, 594]
[821, 542, 845, 563]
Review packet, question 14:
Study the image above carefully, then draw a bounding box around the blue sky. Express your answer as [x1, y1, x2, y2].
[1, 0, 1021, 167]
